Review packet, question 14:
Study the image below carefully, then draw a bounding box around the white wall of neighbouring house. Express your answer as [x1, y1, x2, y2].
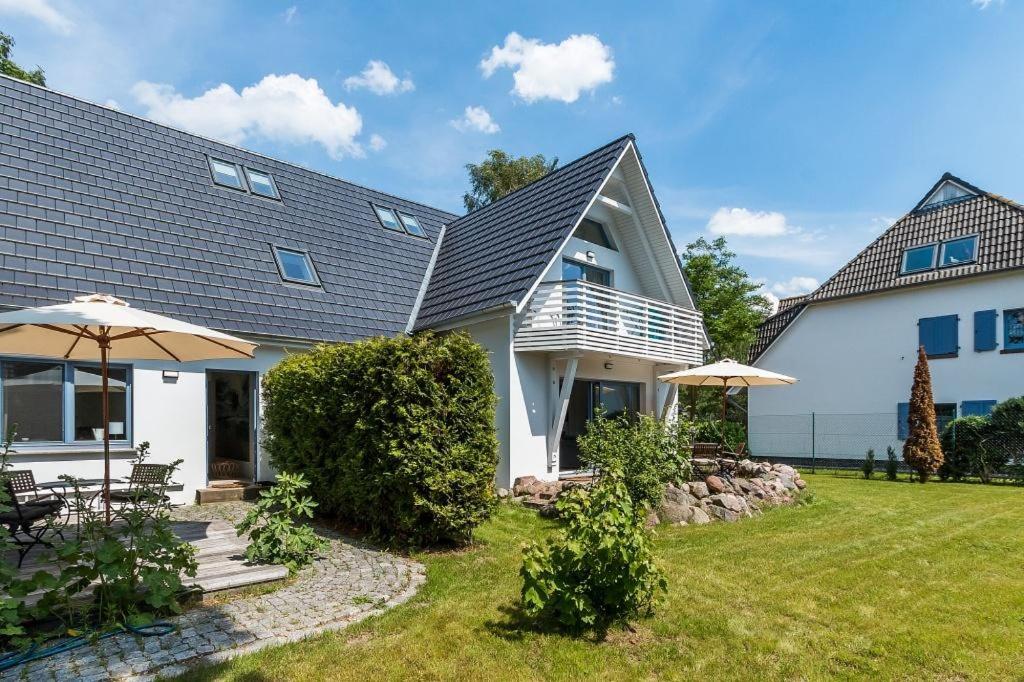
[749, 271, 1024, 460]
[7, 344, 290, 505]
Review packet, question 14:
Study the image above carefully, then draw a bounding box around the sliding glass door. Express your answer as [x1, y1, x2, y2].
[559, 379, 642, 472]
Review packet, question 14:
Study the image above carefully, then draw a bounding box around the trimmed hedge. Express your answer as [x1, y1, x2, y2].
[262, 332, 499, 546]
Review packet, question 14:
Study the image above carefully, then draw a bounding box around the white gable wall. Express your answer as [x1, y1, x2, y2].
[749, 270, 1024, 459]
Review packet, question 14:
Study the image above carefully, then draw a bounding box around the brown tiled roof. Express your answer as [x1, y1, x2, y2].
[809, 174, 1024, 303]
[776, 295, 807, 313]
[748, 300, 806, 362]
[750, 172, 1024, 362]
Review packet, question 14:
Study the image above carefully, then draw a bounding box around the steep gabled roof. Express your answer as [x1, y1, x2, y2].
[750, 172, 1024, 363]
[748, 297, 806, 363]
[0, 75, 456, 343]
[414, 135, 633, 329]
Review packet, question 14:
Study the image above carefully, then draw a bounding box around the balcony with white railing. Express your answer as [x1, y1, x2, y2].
[514, 280, 705, 365]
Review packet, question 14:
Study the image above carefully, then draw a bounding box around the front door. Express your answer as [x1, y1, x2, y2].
[559, 379, 642, 473]
[206, 370, 256, 482]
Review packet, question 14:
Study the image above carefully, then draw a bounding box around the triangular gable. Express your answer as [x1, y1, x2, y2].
[912, 172, 983, 212]
[414, 135, 633, 330]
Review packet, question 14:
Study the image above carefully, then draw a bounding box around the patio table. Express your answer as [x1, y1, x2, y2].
[36, 479, 110, 525]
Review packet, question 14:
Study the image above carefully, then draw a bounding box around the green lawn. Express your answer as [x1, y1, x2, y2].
[176, 475, 1024, 681]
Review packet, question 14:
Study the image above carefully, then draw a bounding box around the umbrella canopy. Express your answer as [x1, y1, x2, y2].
[658, 359, 796, 447]
[0, 294, 258, 521]
[658, 358, 797, 388]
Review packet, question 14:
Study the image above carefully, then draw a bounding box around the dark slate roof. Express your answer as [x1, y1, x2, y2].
[750, 172, 1024, 362]
[0, 75, 457, 343]
[415, 134, 633, 329]
[808, 173, 1024, 303]
[748, 297, 806, 363]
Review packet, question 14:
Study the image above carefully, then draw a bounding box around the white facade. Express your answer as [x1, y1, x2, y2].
[749, 271, 1024, 461]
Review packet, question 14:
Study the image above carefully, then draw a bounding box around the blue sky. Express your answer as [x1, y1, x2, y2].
[3, 0, 1023, 306]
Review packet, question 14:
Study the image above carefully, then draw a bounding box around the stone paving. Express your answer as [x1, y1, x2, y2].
[3, 503, 426, 681]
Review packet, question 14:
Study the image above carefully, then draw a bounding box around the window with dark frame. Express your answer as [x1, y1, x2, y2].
[372, 204, 404, 232]
[209, 157, 245, 190]
[1005, 308, 1024, 351]
[271, 246, 320, 286]
[574, 218, 616, 250]
[900, 244, 937, 274]
[397, 212, 426, 237]
[245, 168, 280, 199]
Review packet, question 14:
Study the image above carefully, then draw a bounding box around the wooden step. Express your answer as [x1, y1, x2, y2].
[196, 484, 264, 504]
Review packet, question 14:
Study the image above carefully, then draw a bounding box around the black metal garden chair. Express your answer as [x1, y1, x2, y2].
[1, 474, 64, 567]
[109, 463, 173, 517]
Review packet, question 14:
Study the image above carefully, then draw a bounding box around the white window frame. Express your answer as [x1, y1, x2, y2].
[938, 235, 978, 268]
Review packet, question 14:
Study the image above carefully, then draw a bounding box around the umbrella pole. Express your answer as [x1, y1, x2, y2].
[721, 383, 727, 447]
[101, 340, 111, 524]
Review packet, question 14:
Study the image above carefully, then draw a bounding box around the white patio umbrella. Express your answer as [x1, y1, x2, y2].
[658, 358, 796, 446]
[0, 294, 258, 522]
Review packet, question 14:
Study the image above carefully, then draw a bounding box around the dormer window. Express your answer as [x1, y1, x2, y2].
[920, 180, 975, 210]
[901, 244, 937, 274]
[245, 168, 280, 199]
[574, 218, 616, 250]
[939, 235, 978, 267]
[209, 158, 244, 190]
[272, 246, 320, 286]
[372, 204, 403, 232]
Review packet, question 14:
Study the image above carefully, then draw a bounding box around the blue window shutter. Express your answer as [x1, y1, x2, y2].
[897, 402, 910, 440]
[961, 400, 997, 417]
[918, 315, 958, 357]
[973, 310, 997, 351]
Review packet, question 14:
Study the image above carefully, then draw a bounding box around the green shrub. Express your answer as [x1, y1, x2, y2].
[520, 471, 666, 632]
[263, 332, 498, 546]
[577, 413, 689, 510]
[677, 418, 746, 453]
[939, 417, 985, 481]
[862, 449, 875, 480]
[237, 472, 328, 573]
[989, 397, 1024, 480]
[885, 446, 899, 481]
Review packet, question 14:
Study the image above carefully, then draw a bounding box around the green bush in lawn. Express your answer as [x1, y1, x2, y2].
[236, 472, 328, 573]
[262, 332, 499, 546]
[885, 446, 899, 481]
[520, 470, 666, 632]
[989, 397, 1024, 481]
[939, 417, 983, 481]
[577, 412, 690, 510]
[862, 448, 875, 480]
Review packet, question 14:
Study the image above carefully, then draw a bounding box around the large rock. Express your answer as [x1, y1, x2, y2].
[795, 477, 807, 490]
[689, 507, 712, 524]
[709, 493, 744, 513]
[664, 485, 698, 507]
[706, 475, 727, 494]
[688, 481, 710, 499]
[707, 505, 741, 523]
[512, 476, 539, 496]
[657, 501, 693, 524]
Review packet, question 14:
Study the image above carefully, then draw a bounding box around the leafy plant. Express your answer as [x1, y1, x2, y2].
[988, 397, 1024, 481]
[0, 32, 46, 87]
[677, 417, 746, 453]
[236, 472, 327, 573]
[263, 331, 499, 546]
[862, 449, 875, 480]
[886, 446, 899, 481]
[463, 149, 557, 212]
[520, 471, 666, 632]
[939, 417, 989, 481]
[577, 412, 689, 510]
[903, 346, 944, 482]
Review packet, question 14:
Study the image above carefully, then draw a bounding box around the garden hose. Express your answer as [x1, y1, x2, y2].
[0, 621, 175, 672]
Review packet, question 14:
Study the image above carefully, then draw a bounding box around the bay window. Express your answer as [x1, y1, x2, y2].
[0, 359, 131, 445]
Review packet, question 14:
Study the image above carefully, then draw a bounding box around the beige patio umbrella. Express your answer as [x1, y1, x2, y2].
[658, 359, 796, 446]
[0, 294, 258, 521]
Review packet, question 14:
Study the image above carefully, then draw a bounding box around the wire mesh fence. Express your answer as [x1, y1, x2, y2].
[748, 412, 1024, 479]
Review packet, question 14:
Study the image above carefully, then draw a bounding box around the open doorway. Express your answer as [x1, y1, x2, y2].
[559, 379, 642, 473]
[206, 370, 256, 483]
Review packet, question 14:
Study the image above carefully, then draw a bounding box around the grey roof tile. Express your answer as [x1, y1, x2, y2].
[0, 75, 457, 343]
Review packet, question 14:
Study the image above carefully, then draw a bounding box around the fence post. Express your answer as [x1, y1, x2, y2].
[811, 412, 816, 474]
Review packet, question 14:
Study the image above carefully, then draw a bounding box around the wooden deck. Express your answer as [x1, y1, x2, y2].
[10, 519, 288, 601]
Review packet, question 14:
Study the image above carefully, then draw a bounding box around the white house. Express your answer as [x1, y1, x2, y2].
[748, 173, 1024, 466]
[0, 75, 707, 502]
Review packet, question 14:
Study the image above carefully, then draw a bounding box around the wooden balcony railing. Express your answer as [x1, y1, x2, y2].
[514, 280, 705, 365]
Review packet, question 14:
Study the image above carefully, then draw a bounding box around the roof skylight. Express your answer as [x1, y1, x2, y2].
[209, 158, 244, 190]
[397, 212, 426, 237]
[272, 246, 320, 286]
[245, 168, 280, 199]
[372, 204, 404, 232]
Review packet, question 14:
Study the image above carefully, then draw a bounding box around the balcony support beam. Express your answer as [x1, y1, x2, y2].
[547, 356, 579, 470]
[659, 383, 679, 422]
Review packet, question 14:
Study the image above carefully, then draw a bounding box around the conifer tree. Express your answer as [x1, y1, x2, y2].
[903, 345, 944, 482]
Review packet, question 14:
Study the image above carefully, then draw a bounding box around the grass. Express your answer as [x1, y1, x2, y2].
[174, 475, 1024, 681]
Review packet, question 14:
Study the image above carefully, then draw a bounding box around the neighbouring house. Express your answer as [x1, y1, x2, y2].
[748, 173, 1024, 466]
[0, 75, 707, 501]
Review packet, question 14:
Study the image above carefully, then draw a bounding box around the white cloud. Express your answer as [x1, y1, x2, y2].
[770, 276, 820, 298]
[132, 74, 364, 159]
[480, 32, 614, 103]
[283, 5, 297, 22]
[972, 0, 1003, 8]
[707, 207, 791, 237]
[368, 133, 387, 152]
[343, 60, 414, 95]
[0, 0, 73, 34]
[104, 99, 121, 110]
[450, 105, 500, 134]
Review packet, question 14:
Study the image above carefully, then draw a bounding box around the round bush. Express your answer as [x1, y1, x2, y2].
[262, 332, 499, 546]
[939, 416, 987, 481]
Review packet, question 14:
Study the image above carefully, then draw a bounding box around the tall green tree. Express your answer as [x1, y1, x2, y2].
[463, 150, 557, 212]
[680, 236, 772, 361]
[0, 32, 46, 86]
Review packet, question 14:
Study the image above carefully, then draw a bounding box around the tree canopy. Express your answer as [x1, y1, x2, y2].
[680, 236, 772, 361]
[463, 150, 557, 212]
[0, 32, 46, 87]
